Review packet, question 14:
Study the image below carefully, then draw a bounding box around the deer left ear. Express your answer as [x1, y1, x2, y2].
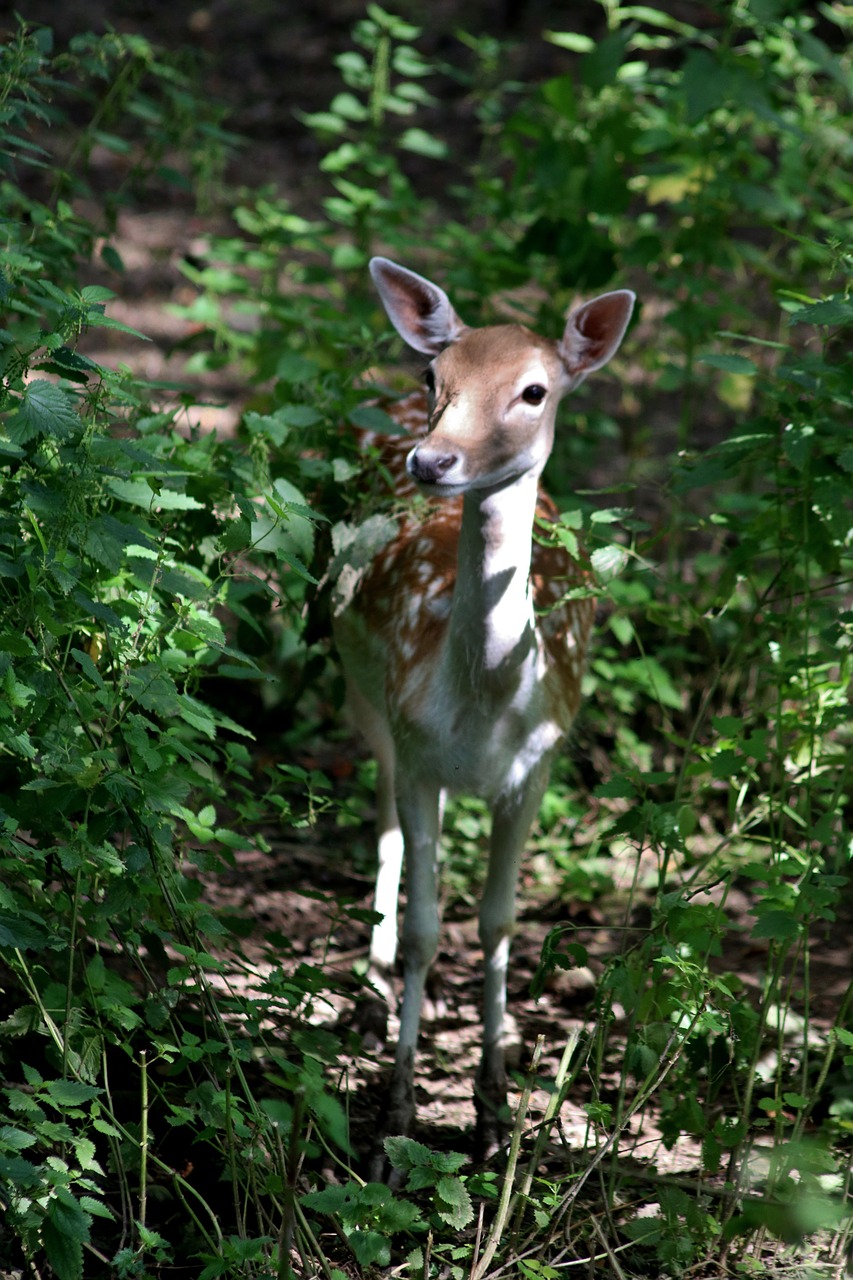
[369, 257, 468, 357]
[558, 289, 636, 382]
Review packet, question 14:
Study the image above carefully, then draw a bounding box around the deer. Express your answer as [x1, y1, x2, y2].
[333, 257, 635, 1155]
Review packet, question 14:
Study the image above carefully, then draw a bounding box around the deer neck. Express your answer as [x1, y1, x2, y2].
[446, 470, 539, 691]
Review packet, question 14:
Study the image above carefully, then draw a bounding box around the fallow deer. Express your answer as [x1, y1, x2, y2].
[333, 257, 635, 1151]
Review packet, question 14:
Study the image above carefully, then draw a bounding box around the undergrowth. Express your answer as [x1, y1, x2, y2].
[1, 3, 852, 1277]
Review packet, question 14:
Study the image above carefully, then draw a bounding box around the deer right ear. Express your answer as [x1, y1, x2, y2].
[369, 257, 467, 357]
[558, 289, 636, 385]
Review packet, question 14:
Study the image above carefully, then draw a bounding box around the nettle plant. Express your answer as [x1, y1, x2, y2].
[166, 4, 853, 1271]
[0, 24, 353, 1279]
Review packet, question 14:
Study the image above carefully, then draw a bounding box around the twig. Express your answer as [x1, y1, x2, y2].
[469, 1198, 487, 1280]
[471, 1035, 544, 1280]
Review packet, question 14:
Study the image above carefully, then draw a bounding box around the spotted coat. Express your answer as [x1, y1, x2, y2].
[341, 390, 595, 743]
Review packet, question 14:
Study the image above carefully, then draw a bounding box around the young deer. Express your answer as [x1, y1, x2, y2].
[334, 258, 635, 1149]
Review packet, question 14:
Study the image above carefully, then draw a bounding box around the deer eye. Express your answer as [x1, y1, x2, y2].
[522, 384, 547, 405]
[424, 368, 436, 395]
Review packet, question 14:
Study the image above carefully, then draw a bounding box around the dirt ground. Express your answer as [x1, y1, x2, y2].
[11, 0, 853, 1229]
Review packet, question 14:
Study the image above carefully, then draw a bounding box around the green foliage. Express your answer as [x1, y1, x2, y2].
[385, 1135, 474, 1229]
[3, 1, 853, 1277]
[301, 1179, 420, 1267]
[0, 21, 348, 1279]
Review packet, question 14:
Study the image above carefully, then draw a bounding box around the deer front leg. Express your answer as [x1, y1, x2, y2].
[386, 777, 443, 1138]
[476, 769, 549, 1156]
[363, 759, 403, 1037]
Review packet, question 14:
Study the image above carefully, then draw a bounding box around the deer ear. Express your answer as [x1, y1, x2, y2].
[558, 289, 635, 383]
[369, 257, 467, 356]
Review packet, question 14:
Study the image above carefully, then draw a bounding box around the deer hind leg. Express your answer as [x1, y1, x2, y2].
[476, 765, 550, 1155]
[342, 681, 402, 1042]
[386, 776, 443, 1138]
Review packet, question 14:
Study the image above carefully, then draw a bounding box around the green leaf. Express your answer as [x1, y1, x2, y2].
[384, 1134, 434, 1170]
[43, 1197, 90, 1280]
[301, 1184, 350, 1214]
[791, 297, 853, 326]
[590, 543, 629, 579]
[101, 243, 125, 273]
[837, 446, 853, 473]
[106, 478, 204, 511]
[6, 380, 80, 443]
[71, 648, 106, 689]
[751, 909, 800, 941]
[434, 1175, 473, 1228]
[43, 1080, 102, 1106]
[542, 74, 576, 119]
[400, 127, 447, 158]
[329, 92, 369, 121]
[0, 632, 37, 657]
[782, 423, 814, 470]
[581, 28, 632, 90]
[782, 1092, 809, 1108]
[348, 404, 408, 434]
[348, 1230, 390, 1268]
[83, 310, 150, 340]
[0, 911, 50, 951]
[545, 30, 595, 53]
[680, 49, 722, 122]
[80, 285, 117, 303]
[700, 354, 758, 375]
[275, 352, 318, 384]
[0, 1125, 37, 1151]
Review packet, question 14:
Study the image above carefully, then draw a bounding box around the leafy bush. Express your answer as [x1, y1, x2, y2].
[0, 23, 347, 1278]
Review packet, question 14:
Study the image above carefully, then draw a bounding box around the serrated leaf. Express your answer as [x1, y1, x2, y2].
[435, 1175, 474, 1228]
[71, 648, 105, 689]
[0, 1154, 40, 1184]
[78, 1195, 114, 1219]
[0, 910, 50, 951]
[43, 1080, 102, 1106]
[83, 310, 150, 340]
[384, 1134, 434, 1169]
[837, 446, 853, 473]
[751, 909, 800, 941]
[782, 420, 814, 467]
[590, 543, 629, 579]
[0, 1125, 37, 1151]
[81, 285, 116, 303]
[0, 632, 37, 657]
[43, 1199, 89, 1280]
[791, 297, 853, 326]
[348, 1230, 390, 1268]
[7, 380, 80, 443]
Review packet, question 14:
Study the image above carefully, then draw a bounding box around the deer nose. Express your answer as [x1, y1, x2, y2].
[408, 448, 458, 485]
